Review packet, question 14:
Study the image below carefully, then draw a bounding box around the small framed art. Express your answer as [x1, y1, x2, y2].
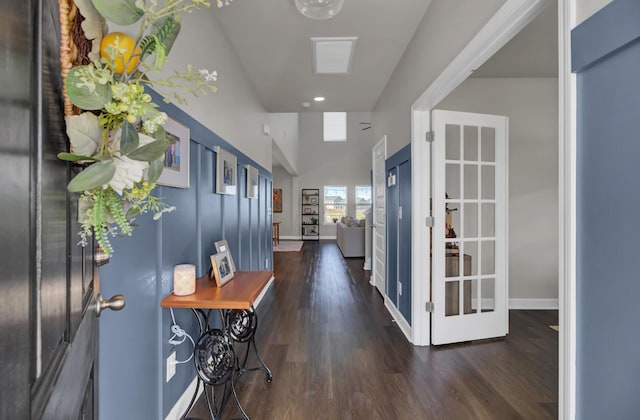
[273, 188, 282, 213]
[210, 251, 234, 287]
[215, 146, 237, 195]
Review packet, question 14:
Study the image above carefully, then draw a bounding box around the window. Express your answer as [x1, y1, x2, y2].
[323, 185, 347, 223]
[355, 185, 372, 220]
[323, 112, 347, 142]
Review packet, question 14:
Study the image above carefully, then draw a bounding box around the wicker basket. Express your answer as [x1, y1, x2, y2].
[58, 0, 93, 117]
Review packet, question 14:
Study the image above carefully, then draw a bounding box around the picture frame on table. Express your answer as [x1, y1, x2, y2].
[210, 251, 234, 287]
[215, 146, 237, 195]
[157, 117, 190, 188]
[214, 239, 236, 272]
[246, 164, 259, 199]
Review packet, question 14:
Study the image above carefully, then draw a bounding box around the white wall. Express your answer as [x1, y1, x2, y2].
[272, 166, 298, 237]
[133, 7, 271, 169]
[268, 113, 299, 174]
[298, 112, 376, 238]
[372, 0, 507, 157]
[437, 77, 559, 300]
[576, 0, 613, 24]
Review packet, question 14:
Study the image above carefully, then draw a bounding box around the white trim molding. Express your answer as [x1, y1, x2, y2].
[384, 297, 412, 342]
[165, 376, 202, 420]
[509, 298, 559, 310]
[559, 0, 577, 418]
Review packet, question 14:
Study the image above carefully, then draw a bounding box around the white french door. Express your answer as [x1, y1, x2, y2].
[431, 110, 508, 345]
[372, 136, 387, 295]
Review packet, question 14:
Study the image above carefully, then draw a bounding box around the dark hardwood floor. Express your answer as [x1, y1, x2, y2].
[189, 240, 558, 419]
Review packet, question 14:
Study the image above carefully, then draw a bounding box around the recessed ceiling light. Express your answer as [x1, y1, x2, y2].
[302, 101, 311, 108]
[314, 96, 325, 102]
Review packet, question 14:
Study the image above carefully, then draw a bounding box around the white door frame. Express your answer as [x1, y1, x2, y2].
[409, 0, 577, 418]
[372, 135, 387, 295]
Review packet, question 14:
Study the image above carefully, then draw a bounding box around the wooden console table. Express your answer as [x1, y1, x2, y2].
[272, 222, 281, 246]
[161, 270, 273, 420]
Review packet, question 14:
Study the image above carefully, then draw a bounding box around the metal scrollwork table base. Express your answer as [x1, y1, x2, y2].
[161, 271, 274, 420]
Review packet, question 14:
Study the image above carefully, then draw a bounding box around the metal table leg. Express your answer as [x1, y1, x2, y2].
[226, 306, 273, 382]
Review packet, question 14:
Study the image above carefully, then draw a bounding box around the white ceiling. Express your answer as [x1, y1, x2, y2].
[212, 0, 433, 112]
[212, 1, 557, 114]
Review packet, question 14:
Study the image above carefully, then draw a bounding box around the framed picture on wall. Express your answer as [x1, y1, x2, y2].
[214, 146, 237, 195]
[157, 117, 190, 188]
[273, 188, 282, 213]
[246, 164, 258, 199]
[210, 251, 234, 287]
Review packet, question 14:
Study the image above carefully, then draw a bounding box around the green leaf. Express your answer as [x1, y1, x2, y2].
[65, 112, 102, 156]
[65, 66, 112, 110]
[127, 139, 169, 162]
[152, 16, 181, 54]
[147, 159, 164, 183]
[151, 126, 167, 142]
[140, 16, 181, 67]
[120, 120, 139, 154]
[91, 0, 143, 25]
[57, 152, 98, 162]
[126, 206, 141, 220]
[67, 161, 116, 192]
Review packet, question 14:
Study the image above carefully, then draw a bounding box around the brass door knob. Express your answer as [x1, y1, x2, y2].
[96, 294, 125, 317]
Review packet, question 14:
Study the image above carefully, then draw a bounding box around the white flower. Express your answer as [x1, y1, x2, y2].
[153, 206, 176, 220]
[105, 132, 156, 194]
[198, 68, 218, 82]
[107, 156, 149, 195]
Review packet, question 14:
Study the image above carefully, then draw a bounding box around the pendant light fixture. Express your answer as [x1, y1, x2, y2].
[295, 0, 344, 20]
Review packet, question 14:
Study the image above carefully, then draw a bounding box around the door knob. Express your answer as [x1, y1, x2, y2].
[96, 294, 125, 317]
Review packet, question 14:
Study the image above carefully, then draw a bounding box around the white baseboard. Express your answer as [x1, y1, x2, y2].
[253, 275, 274, 308]
[165, 276, 274, 420]
[165, 376, 202, 420]
[280, 235, 338, 240]
[509, 298, 559, 310]
[384, 297, 412, 342]
[363, 257, 371, 270]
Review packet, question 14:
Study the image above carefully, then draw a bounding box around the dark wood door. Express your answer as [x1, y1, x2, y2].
[0, 0, 101, 418]
[36, 0, 101, 418]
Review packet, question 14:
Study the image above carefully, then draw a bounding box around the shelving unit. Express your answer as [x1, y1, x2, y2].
[301, 188, 320, 240]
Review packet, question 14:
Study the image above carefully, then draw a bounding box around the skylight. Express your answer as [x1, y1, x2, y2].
[323, 112, 347, 142]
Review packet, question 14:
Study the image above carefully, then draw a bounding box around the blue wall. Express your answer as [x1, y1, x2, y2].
[98, 93, 272, 419]
[385, 144, 412, 324]
[572, 1, 640, 418]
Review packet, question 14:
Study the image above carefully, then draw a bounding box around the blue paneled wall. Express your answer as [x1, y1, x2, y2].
[385, 144, 412, 325]
[572, 1, 640, 418]
[98, 92, 272, 419]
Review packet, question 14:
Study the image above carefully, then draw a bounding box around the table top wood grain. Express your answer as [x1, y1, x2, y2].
[161, 270, 273, 310]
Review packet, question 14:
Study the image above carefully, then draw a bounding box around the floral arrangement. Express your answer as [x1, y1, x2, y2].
[59, 0, 233, 255]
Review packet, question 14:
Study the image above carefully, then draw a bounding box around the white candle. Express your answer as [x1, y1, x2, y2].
[173, 264, 196, 296]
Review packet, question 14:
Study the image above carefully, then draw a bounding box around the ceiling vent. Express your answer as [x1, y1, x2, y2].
[312, 37, 358, 74]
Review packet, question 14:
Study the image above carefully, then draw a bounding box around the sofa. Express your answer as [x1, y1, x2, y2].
[336, 218, 365, 257]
